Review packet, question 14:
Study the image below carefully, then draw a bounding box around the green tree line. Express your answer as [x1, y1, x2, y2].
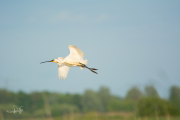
[0, 85, 180, 119]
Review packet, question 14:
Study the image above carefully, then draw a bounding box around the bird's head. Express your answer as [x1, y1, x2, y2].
[51, 59, 59, 63]
[40, 59, 59, 64]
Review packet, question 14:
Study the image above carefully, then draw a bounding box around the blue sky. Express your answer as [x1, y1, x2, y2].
[0, 0, 180, 98]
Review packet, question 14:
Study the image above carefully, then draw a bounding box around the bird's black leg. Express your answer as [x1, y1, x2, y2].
[79, 62, 98, 74]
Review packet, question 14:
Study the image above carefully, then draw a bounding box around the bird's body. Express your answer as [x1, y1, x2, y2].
[40, 45, 98, 80]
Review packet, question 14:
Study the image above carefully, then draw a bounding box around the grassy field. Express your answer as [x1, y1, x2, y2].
[4, 112, 180, 120]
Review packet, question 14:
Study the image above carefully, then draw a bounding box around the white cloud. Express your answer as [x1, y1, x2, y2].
[48, 11, 109, 23]
[97, 14, 109, 22]
[49, 11, 87, 23]
[27, 16, 36, 22]
[50, 11, 70, 22]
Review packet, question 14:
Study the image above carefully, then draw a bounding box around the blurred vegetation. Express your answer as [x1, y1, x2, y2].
[0, 85, 180, 119]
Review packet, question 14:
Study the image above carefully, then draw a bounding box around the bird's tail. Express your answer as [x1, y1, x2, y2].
[80, 59, 87, 70]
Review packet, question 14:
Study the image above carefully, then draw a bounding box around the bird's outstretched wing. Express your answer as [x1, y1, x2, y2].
[68, 45, 85, 60]
[58, 64, 70, 80]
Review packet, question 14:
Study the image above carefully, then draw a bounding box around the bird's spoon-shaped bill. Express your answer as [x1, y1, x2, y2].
[40, 60, 53, 64]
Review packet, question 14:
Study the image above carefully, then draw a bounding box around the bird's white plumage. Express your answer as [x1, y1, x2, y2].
[58, 64, 70, 80]
[41, 45, 97, 80]
[58, 57, 64, 62]
[57, 45, 87, 80]
[68, 45, 85, 60]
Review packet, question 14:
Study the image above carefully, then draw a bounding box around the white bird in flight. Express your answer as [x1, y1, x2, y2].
[40, 45, 98, 80]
